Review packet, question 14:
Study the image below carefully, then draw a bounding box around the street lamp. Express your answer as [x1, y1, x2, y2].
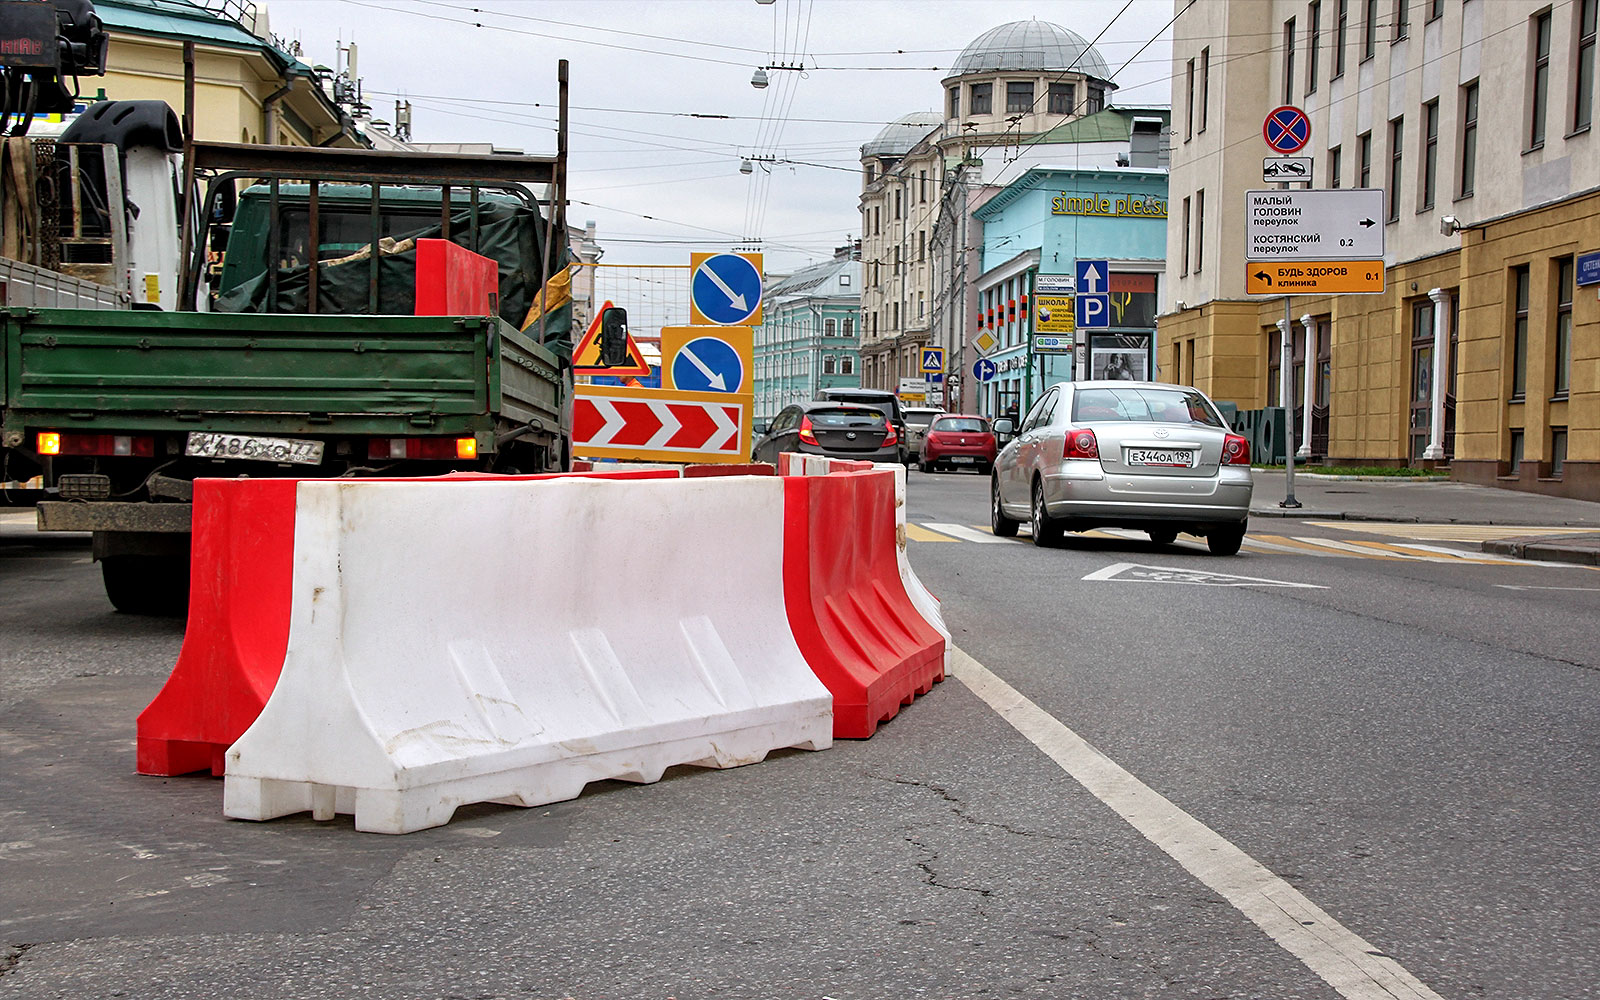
[751, 68, 769, 89]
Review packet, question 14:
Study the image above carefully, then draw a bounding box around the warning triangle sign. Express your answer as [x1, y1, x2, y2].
[573, 300, 652, 376]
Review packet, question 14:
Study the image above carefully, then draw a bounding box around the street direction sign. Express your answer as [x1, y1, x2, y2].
[660, 325, 753, 393]
[1577, 250, 1600, 287]
[972, 358, 997, 382]
[1246, 260, 1385, 295]
[689, 252, 763, 326]
[1262, 105, 1311, 154]
[1262, 156, 1312, 183]
[921, 347, 945, 373]
[1074, 259, 1110, 329]
[572, 383, 752, 463]
[1245, 189, 1386, 261]
[1035, 273, 1074, 294]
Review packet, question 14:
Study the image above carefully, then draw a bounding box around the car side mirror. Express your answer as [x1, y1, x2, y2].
[992, 418, 1014, 435]
[598, 306, 630, 367]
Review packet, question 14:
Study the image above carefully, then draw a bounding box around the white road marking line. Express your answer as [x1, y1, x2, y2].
[924, 522, 1017, 544]
[1310, 521, 1600, 542]
[950, 648, 1446, 1000]
[1390, 541, 1521, 562]
[1242, 536, 1345, 556]
[1082, 561, 1326, 588]
[1496, 585, 1600, 591]
[1295, 536, 1434, 560]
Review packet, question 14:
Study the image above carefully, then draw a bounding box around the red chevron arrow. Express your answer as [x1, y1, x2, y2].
[610, 401, 664, 447]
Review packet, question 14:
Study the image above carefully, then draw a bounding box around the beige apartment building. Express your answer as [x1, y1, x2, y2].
[858, 20, 1119, 398]
[1164, 0, 1599, 499]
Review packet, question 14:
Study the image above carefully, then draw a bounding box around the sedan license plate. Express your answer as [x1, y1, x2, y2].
[186, 431, 325, 465]
[1126, 447, 1195, 468]
[950, 456, 976, 463]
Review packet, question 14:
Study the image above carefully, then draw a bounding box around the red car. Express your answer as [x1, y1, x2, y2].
[919, 414, 997, 474]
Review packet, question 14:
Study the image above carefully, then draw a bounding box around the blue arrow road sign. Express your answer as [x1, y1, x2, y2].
[671, 335, 744, 392]
[921, 347, 945, 373]
[972, 358, 997, 383]
[691, 253, 763, 325]
[1075, 259, 1111, 328]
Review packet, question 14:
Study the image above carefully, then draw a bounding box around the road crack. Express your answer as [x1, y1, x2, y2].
[1, 943, 33, 978]
[869, 772, 1075, 842]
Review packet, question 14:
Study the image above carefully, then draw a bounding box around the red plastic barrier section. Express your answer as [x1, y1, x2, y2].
[782, 470, 945, 738]
[683, 463, 775, 478]
[414, 238, 499, 317]
[136, 469, 678, 776]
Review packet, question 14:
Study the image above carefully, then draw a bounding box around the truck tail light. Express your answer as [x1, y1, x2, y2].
[1222, 433, 1251, 466]
[1063, 428, 1099, 460]
[367, 437, 479, 461]
[798, 416, 818, 445]
[37, 432, 154, 457]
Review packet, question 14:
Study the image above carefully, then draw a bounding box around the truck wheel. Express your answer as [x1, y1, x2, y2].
[101, 555, 189, 616]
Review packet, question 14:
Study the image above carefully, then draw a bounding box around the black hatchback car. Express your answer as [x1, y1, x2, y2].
[752, 402, 901, 464]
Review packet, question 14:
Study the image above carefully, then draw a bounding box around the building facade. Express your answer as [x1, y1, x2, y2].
[753, 245, 862, 427]
[859, 20, 1127, 404]
[972, 165, 1169, 421]
[1163, 0, 1599, 498]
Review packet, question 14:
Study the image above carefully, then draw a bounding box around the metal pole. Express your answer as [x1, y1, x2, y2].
[1281, 294, 1301, 508]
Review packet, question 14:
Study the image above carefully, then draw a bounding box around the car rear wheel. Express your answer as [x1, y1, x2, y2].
[1147, 528, 1178, 545]
[991, 476, 1020, 537]
[1030, 478, 1063, 547]
[919, 458, 932, 473]
[1207, 524, 1246, 556]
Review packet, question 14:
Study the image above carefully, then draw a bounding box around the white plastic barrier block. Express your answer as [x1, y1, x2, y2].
[223, 476, 832, 834]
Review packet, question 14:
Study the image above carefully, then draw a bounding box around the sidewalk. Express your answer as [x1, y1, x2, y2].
[1249, 470, 1600, 565]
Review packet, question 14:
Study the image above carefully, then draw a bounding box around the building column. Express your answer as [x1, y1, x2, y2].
[1423, 287, 1451, 461]
[1298, 313, 1316, 459]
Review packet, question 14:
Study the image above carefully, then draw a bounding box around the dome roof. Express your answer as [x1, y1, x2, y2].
[861, 111, 942, 159]
[950, 20, 1112, 81]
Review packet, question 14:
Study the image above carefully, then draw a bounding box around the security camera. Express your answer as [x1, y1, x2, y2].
[1440, 215, 1461, 237]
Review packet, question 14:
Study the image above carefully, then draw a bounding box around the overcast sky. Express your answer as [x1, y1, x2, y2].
[265, 0, 1178, 274]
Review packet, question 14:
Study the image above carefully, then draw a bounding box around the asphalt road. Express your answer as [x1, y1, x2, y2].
[2, 479, 1598, 999]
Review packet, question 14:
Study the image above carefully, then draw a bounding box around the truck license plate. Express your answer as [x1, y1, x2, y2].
[186, 432, 325, 465]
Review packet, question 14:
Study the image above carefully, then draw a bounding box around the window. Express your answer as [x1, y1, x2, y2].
[1428, 0, 1442, 21]
[1577, 0, 1596, 132]
[1048, 82, 1075, 115]
[824, 318, 837, 336]
[1459, 81, 1479, 196]
[1194, 189, 1205, 273]
[970, 82, 992, 114]
[1006, 81, 1035, 113]
[1358, 131, 1372, 186]
[1284, 17, 1297, 104]
[1393, 0, 1409, 40]
[1335, 0, 1349, 77]
[1387, 116, 1403, 221]
[918, 231, 925, 262]
[1363, 0, 1378, 60]
[843, 316, 854, 336]
[1198, 48, 1210, 131]
[1552, 427, 1568, 477]
[894, 189, 902, 220]
[892, 302, 899, 328]
[1510, 429, 1525, 473]
[1555, 257, 1573, 397]
[1531, 10, 1552, 148]
[839, 273, 851, 287]
[1421, 100, 1438, 209]
[919, 171, 927, 202]
[1308, 2, 1322, 94]
[1180, 196, 1192, 276]
[1512, 264, 1530, 398]
[873, 207, 879, 235]
[1330, 145, 1343, 187]
[948, 87, 959, 119]
[1185, 59, 1195, 139]
[841, 356, 854, 375]
[822, 355, 836, 375]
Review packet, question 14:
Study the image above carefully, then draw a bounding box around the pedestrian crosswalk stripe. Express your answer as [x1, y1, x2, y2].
[923, 523, 1017, 544]
[1309, 521, 1599, 542]
[905, 523, 961, 543]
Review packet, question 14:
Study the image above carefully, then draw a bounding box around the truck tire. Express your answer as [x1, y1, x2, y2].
[101, 555, 189, 616]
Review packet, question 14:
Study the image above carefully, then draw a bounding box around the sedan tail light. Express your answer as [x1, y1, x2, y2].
[1222, 432, 1251, 466]
[798, 416, 818, 445]
[881, 423, 899, 446]
[1063, 428, 1099, 460]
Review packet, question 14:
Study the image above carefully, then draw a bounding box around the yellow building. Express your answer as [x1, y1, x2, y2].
[1163, 0, 1598, 499]
[94, 0, 360, 147]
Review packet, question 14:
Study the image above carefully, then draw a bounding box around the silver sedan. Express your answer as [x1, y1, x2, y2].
[990, 381, 1254, 554]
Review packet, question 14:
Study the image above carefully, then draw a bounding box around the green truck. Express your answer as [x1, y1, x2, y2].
[1, 90, 589, 614]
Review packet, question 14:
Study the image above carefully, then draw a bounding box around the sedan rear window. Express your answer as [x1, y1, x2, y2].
[932, 417, 988, 433]
[809, 408, 887, 429]
[1073, 388, 1223, 427]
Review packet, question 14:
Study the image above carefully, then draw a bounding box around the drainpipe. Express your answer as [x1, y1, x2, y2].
[262, 81, 293, 145]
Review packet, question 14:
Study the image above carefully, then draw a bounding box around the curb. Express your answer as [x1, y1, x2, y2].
[1481, 538, 1600, 566]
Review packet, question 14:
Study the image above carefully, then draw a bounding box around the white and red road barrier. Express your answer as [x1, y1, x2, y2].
[572, 384, 752, 464]
[777, 453, 951, 669]
[222, 476, 832, 834]
[782, 469, 945, 737]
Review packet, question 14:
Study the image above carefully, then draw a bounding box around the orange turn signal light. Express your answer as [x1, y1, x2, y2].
[37, 432, 61, 455]
[455, 437, 478, 460]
